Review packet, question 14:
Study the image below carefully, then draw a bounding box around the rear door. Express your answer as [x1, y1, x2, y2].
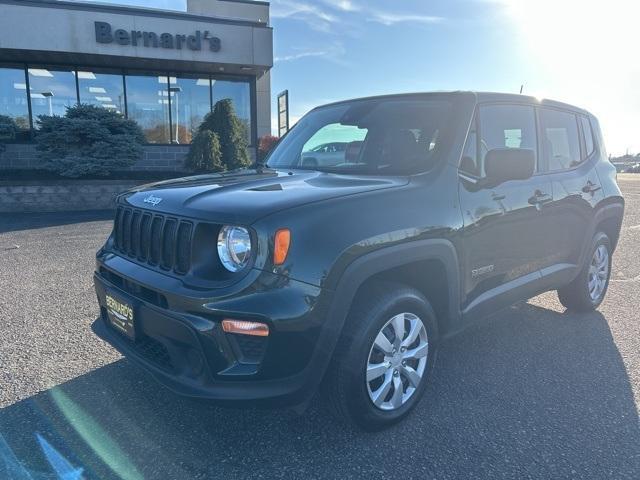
[458, 103, 554, 319]
[538, 108, 604, 280]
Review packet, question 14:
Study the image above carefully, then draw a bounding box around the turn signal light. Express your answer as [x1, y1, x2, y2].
[222, 319, 269, 337]
[274, 229, 291, 265]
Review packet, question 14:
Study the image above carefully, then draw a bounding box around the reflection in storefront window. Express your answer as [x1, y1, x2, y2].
[125, 74, 171, 143]
[2, 64, 254, 146]
[212, 80, 251, 143]
[77, 70, 125, 115]
[170, 76, 211, 144]
[0, 66, 30, 137]
[28, 67, 77, 122]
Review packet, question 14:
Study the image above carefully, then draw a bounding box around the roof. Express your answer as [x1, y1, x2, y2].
[315, 91, 592, 117]
[473, 91, 590, 115]
[0, 0, 270, 28]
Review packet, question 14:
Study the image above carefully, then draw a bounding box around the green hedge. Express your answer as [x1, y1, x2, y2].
[35, 104, 145, 178]
[0, 115, 19, 153]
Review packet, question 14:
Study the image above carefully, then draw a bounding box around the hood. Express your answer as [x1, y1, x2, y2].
[121, 169, 408, 224]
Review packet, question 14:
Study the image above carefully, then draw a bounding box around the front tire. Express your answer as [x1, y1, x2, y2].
[324, 281, 438, 431]
[558, 232, 612, 312]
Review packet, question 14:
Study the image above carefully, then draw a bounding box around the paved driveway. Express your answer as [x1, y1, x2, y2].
[1, 176, 639, 479]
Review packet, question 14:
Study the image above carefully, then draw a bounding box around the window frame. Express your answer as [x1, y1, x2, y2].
[76, 67, 127, 117]
[124, 71, 173, 144]
[267, 97, 455, 174]
[459, 102, 601, 180]
[458, 101, 540, 180]
[162, 74, 213, 146]
[458, 108, 480, 179]
[0, 63, 32, 139]
[579, 114, 596, 161]
[536, 105, 590, 174]
[27, 64, 80, 124]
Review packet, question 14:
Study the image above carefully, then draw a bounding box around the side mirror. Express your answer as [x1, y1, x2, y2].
[301, 156, 318, 167]
[484, 148, 535, 184]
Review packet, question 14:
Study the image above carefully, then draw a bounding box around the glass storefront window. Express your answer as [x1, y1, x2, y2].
[77, 70, 125, 115]
[125, 74, 171, 143]
[28, 66, 77, 123]
[170, 76, 211, 144]
[5, 65, 254, 146]
[0, 65, 30, 139]
[212, 79, 252, 144]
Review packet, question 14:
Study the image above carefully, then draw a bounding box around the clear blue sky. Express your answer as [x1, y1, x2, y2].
[75, 0, 638, 155]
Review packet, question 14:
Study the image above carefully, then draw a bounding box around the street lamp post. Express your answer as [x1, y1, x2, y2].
[169, 86, 182, 144]
[41, 91, 54, 116]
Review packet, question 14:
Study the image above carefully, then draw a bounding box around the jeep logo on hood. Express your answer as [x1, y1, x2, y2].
[143, 195, 163, 206]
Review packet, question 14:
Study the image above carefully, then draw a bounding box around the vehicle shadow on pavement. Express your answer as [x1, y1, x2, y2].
[0, 210, 114, 234]
[1, 304, 639, 479]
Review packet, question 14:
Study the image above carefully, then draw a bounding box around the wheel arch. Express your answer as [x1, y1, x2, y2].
[593, 199, 624, 252]
[328, 239, 462, 341]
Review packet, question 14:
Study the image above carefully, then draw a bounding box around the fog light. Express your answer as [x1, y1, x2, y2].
[222, 319, 269, 337]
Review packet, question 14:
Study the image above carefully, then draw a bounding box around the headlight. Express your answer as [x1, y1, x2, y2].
[217, 225, 252, 272]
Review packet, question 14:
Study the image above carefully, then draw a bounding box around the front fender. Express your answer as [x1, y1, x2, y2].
[326, 239, 462, 344]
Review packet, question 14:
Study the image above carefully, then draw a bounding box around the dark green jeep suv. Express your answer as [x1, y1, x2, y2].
[94, 92, 624, 430]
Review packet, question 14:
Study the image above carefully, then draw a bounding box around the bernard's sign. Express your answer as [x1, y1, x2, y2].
[94, 21, 221, 52]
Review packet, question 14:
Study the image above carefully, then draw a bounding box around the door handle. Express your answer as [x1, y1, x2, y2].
[528, 190, 552, 206]
[491, 193, 506, 201]
[582, 181, 602, 194]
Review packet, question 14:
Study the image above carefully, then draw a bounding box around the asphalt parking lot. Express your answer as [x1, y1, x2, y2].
[1, 175, 639, 479]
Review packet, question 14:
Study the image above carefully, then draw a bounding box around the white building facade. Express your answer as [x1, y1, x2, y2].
[0, 0, 273, 171]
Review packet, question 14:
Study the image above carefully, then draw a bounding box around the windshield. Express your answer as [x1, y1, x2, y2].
[267, 98, 453, 174]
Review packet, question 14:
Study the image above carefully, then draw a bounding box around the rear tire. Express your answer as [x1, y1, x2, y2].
[557, 232, 611, 312]
[323, 281, 438, 431]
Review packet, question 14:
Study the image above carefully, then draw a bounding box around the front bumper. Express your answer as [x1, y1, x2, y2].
[93, 253, 334, 407]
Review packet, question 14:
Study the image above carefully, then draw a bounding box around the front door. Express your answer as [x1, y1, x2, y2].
[458, 103, 554, 320]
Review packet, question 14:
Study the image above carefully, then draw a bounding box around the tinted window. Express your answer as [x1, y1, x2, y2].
[539, 109, 581, 170]
[267, 99, 452, 174]
[581, 115, 595, 158]
[301, 124, 367, 167]
[477, 104, 537, 176]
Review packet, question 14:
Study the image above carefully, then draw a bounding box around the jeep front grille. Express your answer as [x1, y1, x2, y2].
[113, 206, 193, 275]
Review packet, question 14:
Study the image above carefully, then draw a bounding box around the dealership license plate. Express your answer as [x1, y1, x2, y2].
[105, 293, 136, 340]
